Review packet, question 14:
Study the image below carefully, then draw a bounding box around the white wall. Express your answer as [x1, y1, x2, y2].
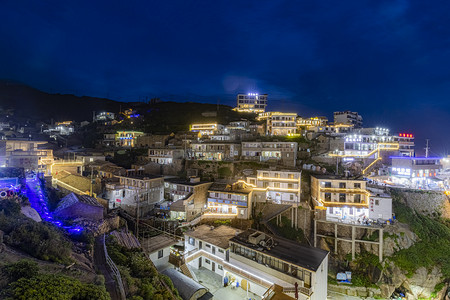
[149, 246, 171, 270]
[311, 254, 328, 300]
[369, 196, 392, 220]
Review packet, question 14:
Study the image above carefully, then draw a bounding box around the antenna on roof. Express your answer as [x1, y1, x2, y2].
[425, 139, 430, 158]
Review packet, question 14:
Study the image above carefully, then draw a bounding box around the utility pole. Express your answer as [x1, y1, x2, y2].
[135, 191, 140, 237]
[425, 139, 430, 158]
[90, 167, 93, 196]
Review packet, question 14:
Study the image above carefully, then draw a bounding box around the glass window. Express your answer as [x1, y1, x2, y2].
[158, 249, 163, 259]
[188, 237, 195, 246]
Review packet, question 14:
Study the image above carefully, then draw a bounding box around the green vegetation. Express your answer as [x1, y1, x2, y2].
[391, 198, 450, 278]
[349, 252, 381, 288]
[362, 230, 379, 241]
[0, 199, 73, 264]
[268, 216, 305, 243]
[3, 260, 39, 282]
[106, 235, 181, 300]
[213, 219, 231, 226]
[2, 273, 110, 300]
[217, 166, 232, 178]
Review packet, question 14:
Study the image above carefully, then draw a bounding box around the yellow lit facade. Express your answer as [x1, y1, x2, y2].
[246, 170, 301, 205]
[257, 112, 298, 136]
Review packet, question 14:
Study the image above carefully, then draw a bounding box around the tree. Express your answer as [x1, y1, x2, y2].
[3, 260, 39, 282]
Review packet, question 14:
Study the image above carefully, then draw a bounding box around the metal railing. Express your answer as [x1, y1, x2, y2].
[103, 234, 126, 300]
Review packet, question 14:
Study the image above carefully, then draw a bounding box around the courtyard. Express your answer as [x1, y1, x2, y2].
[191, 267, 262, 300]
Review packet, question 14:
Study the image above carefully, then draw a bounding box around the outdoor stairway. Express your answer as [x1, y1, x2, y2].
[180, 263, 193, 279]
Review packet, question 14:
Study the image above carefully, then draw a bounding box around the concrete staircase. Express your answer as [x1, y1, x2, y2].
[180, 263, 194, 279]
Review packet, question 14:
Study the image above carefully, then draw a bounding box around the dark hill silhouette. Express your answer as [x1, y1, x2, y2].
[0, 79, 124, 122]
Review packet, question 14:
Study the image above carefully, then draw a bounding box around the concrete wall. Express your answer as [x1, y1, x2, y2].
[149, 246, 171, 270]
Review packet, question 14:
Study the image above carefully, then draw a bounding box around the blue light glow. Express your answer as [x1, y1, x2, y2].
[25, 175, 83, 234]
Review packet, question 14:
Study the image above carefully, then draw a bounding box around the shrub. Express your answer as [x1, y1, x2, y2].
[3, 274, 110, 300]
[6, 221, 72, 264]
[3, 260, 39, 282]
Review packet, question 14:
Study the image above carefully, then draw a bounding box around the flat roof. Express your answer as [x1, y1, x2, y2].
[185, 225, 241, 249]
[165, 178, 211, 186]
[142, 234, 178, 254]
[208, 183, 252, 195]
[230, 229, 328, 272]
[311, 174, 365, 181]
[390, 156, 442, 160]
[116, 174, 163, 180]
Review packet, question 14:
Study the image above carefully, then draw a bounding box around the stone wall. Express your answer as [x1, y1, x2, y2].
[329, 284, 382, 298]
[390, 188, 450, 219]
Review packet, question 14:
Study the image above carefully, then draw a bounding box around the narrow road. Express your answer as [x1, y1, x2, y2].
[93, 236, 122, 300]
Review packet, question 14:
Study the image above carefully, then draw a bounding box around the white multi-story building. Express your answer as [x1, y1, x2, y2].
[205, 182, 253, 219]
[94, 112, 115, 122]
[148, 148, 184, 165]
[0, 140, 54, 173]
[334, 111, 363, 128]
[105, 174, 164, 216]
[343, 128, 394, 157]
[164, 177, 212, 221]
[241, 141, 297, 167]
[257, 112, 297, 136]
[190, 123, 224, 137]
[391, 156, 442, 189]
[115, 131, 145, 147]
[43, 121, 75, 136]
[297, 117, 328, 129]
[184, 225, 329, 300]
[189, 142, 241, 161]
[235, 93, 267, 113]
[393, 133, 415, 157]
[246, 170, 301, 205]
[311, 175, 392, 223]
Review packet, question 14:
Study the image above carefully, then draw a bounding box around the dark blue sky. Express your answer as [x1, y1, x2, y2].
[1, 0, 450, 155]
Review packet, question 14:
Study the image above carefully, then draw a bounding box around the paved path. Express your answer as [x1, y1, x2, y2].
[93, 236, 122, 300]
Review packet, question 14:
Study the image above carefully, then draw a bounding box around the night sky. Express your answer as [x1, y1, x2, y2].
[1, 1, 450, 155]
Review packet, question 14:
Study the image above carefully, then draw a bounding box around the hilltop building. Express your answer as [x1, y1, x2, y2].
[235, 93, 267, 113]
[334, 111, 363, 128]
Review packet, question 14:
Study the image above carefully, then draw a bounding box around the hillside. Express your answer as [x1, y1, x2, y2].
[0, 80, 256, 131]
[0, 80, 124, 122]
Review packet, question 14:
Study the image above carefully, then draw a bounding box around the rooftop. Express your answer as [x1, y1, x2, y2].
[230, 229, 328, 272]
[186, 225, 241, 249]
[116, 174, 163, 180]
[311, 174, 365, 181]
[142, 234, 178, 254]
[208, 182, 252, 195]
[165, 177, 211, 186]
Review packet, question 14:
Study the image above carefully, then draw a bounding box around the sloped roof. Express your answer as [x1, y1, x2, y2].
[161, 268, 208, 300]
[55, 192, 103, 213]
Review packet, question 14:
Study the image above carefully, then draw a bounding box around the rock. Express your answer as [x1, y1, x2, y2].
[408, 266, 443, 299]
[380, 261, 407, 298]
[383, 223, 417, 256]
[380, 283, 395, 299]
[21, 205, 42, 222]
